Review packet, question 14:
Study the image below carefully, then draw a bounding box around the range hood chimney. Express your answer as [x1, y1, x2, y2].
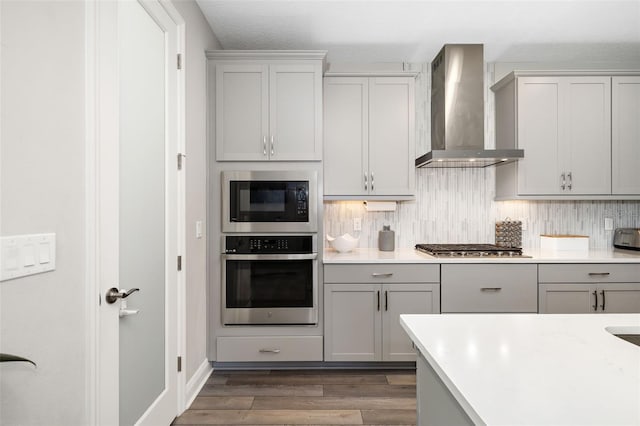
[415, 44, 523, 168]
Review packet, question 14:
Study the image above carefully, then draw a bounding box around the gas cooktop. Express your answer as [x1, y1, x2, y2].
[415, 243, 530, 258]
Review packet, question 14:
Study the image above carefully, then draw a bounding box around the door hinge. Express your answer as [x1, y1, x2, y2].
[177, 356, 182, 372]
[177, 153, 185, 170]
[177, 255, 182, 271]
[177, 53, 182, 70]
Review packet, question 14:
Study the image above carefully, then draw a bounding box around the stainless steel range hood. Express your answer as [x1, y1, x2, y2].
[415, 44, 524, 168]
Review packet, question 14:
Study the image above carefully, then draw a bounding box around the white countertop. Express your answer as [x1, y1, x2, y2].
[400, 313, 640, 426]
[323, 247, 640, 263]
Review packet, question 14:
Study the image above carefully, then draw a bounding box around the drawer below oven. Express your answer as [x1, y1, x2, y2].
[216, 336, 323, 362]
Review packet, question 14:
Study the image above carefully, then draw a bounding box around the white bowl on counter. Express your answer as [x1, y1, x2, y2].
[327, 233, 359, 253]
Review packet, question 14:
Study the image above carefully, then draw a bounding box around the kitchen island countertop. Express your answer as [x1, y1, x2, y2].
[323, 247, 640, 263]
[400, 313, 640, 425]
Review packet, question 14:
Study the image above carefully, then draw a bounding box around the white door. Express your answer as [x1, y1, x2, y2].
[95, 1, 180, 425]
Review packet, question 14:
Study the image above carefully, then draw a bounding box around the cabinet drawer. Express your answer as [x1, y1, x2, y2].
[441, 264, 538, 313]
[539, 264, 640, 283]
[216, 336, 323, 362]
[324, 264, 439, 283]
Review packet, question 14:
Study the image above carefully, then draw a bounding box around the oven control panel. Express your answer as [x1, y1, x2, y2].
[225, 235, 313, 254]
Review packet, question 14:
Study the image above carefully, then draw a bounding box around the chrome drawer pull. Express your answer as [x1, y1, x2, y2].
[480, 287, 502, 292]
[372, 273, 393, 277]
[588, 272, 610, 276]
[259, 348, 281, 354]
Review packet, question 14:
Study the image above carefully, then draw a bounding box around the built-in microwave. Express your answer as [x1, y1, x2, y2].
[222, 171, 317, 233]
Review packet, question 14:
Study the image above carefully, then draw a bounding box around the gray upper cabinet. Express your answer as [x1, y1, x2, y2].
[612, 76, 640, 194]
[492, 71, 640, 200]
[323, 75, 416, 199]
[209, 51, 326, 161]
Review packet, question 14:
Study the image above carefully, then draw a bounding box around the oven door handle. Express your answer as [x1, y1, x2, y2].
[222, 253, 318, 261]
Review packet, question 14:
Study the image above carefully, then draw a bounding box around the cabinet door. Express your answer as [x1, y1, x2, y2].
[612, 76, 640, 195]
[368, 77, 415, 196]
[538, 283, 596, 313]
[600, 283, 640, 313]
[565, 77, 611, 194]
[270, 64, 322, 161]
[324, 284, 381, 361]
[323, 77, 369, 196]
[215, 63, 269, 161]
[382, 284, 440, 362]
[517, 77, 563, 195]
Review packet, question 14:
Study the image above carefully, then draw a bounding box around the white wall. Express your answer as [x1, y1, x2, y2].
[170, 0, 221, 382]
[0, 1, 87, 424]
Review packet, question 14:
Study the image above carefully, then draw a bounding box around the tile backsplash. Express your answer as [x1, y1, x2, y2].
[323, 167, 640, 250]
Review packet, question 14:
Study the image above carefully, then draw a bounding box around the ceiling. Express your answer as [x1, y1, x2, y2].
[195, 0, 640, 64]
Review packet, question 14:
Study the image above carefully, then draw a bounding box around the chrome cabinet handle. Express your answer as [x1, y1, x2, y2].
[270, 135, 274, 156]
[377, 290, 380, 311]
[480, 287, 502, 292]
[371, 172, 374, 191]
[593, 290, 598, 311]
[105, 287, 140, 304]
[263, 136, 267, 156]
[567, 172, 572, 190]
[364, 173, 368, 191]
[600, 290, 606, 311]
[259, 348, 281, 354]
[385, 290, 388, 311]
[561, 173, 566, 190]
[372, 273, 393, 277]
[588, 272, 610, 276]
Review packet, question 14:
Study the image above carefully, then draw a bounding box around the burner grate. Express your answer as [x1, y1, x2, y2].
[415, 243, 526, 258]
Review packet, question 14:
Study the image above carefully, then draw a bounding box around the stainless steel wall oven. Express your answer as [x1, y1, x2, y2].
[222, 171, 317, 233]
[222, 234, 318, 325]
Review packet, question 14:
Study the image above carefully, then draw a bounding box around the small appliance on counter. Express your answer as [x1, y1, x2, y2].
[613, 228, 640, 251]
[378, 224, 395, 251]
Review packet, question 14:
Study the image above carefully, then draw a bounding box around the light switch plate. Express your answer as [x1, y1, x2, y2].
[196, 221, 203, 239]
[1, 233, 56, 282]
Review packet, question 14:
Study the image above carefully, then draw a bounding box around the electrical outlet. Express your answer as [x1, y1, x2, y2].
[604, 217, 614, 231]
[520, 218, 528, 231]
[353, 217, 362, 231]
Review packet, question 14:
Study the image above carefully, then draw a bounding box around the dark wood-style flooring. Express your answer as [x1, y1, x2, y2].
[173, 369, 417, 425]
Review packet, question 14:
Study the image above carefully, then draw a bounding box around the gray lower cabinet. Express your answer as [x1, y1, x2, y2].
[440, 264, 538, 313]
[538, 264, 640, 313]
[324, 264, 440, 361]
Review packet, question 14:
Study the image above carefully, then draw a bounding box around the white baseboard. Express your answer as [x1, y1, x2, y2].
[184, 358, 213, 410]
